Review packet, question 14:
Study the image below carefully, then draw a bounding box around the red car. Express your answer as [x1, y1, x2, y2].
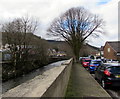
[82, 59, 91, 68]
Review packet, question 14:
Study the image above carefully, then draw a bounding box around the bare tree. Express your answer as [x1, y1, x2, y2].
[47, 7, 104, 62]
[30, 36, 49, 66]
[2, 16, 38, 75]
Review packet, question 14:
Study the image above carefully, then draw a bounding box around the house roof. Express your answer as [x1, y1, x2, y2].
[86, 43, 100, 51]
[100, 46, 104, 51]
[107, 41, 120, 53]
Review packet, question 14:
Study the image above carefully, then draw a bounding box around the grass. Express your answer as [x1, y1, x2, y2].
[65, 66, 76, 97]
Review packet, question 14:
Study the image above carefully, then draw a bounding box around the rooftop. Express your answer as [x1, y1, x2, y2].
[106, 41, 120, 53]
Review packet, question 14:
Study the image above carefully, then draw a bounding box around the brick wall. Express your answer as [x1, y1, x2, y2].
[103, 43, 117, 60]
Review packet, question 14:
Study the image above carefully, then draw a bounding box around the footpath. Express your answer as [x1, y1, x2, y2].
[65, 63, 111, 98]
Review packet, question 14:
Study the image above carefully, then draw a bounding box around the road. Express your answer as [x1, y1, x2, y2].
[89, 71, 120, 99]
[106, 87, 120, 99]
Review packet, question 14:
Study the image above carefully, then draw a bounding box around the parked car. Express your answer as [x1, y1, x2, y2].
[88, 59, 102, 73]
[95, 63, 120, 88]
[82, 58, 91, 68]
[79, 57, 88, 63]
[96, 56, 101, 59]
[89, 55, 95, 59]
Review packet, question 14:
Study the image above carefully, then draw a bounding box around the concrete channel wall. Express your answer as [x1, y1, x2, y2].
[2, 58, 73, 97]
[42, 58, 73, 97]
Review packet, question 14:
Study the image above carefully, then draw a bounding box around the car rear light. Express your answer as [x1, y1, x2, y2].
[104, 70, 111, 76]
[90, 65, 94, 67]
[83, 62, 88, 65]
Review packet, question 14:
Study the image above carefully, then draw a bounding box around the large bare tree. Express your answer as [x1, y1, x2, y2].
[47, 7, 104, 62]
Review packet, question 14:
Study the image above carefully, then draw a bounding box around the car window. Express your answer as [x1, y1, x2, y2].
[101, 66, 105, 70]
[96, 65, 105, 71]
[96, 66, 102, 71]
[91, 61, 101, 64]
[107, 66, 120, 73]
[84, 60, 91, 62]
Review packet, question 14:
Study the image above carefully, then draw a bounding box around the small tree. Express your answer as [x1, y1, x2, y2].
[47, 7, 104, 62]
[2, 16, 38, 75]
[30, 36, 49, 66]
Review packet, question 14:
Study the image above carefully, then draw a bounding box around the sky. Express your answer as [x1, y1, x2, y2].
[0, 0, 119, 47]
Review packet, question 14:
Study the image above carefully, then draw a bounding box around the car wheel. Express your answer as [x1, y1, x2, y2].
[101, 80, 107, 89]
[89, 69, 93, 74]
[94, 75, 97, 80]
[89, 71, 92, 74]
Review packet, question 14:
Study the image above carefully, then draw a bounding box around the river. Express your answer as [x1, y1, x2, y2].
[2, 60, 66, 94]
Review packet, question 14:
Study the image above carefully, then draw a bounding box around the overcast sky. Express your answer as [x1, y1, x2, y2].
[0, 0, 119, 47]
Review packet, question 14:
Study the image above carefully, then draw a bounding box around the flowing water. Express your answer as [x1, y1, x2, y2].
[1, 60, 66, 94]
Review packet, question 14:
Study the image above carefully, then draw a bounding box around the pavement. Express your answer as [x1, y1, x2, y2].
[65, 63, 112, 98]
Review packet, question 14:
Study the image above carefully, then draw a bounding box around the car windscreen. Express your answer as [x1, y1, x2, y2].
[91, 61, 101, 64]
[107, 66, 120, 74]
[84, 60, 91, 62]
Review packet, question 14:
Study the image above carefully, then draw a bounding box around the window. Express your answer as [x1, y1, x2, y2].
[83, 60, 91, 62]
[107, 66, 120, 73]
[108, 48, 110, 52]
[96, 66, 102, 71]
[101, 66, 105, 70]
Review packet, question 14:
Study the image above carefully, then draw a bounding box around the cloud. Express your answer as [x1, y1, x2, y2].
[87, 0, 119, 47]
[0, 0, 119, 47]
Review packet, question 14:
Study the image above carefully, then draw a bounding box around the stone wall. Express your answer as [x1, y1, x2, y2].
[42, 58, 73, 97]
